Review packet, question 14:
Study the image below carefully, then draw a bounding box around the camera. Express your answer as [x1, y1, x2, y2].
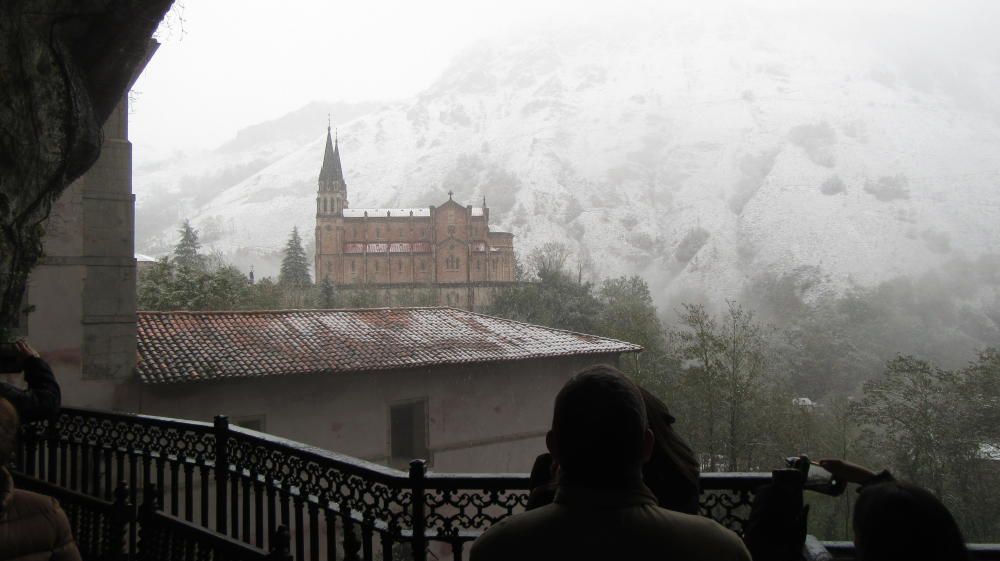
[785, 455, 846, 496]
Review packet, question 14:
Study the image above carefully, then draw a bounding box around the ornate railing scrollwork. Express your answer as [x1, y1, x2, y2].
[15, 407, 776, 561]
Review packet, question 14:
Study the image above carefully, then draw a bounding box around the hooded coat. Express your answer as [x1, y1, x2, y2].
[0, 469, 80, 561]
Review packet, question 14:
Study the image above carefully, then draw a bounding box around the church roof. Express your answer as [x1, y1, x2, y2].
[135, 308, 641, 384]
[318, 127, 345, 184]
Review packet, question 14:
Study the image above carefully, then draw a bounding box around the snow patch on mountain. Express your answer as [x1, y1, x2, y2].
[135, 9, 1000, 307]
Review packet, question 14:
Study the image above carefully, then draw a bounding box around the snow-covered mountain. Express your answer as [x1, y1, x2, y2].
[135, 7, 1000, 307]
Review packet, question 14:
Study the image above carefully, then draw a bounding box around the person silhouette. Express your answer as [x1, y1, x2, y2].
[471, 365, 750, 561]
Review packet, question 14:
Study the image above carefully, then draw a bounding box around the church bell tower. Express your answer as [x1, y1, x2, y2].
[315, 125, 348, 282]
[317, 125, 348, 215]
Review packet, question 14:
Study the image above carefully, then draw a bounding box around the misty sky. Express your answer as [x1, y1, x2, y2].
[131, 0, 998, 160]
[130, 0, 608, 157]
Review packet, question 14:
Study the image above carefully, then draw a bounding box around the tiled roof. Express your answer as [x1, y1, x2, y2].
[136, 308, 641, 384]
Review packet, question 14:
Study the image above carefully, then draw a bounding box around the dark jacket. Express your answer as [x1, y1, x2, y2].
[640, 388, 702, 514]
[472, 482, 750, 561]
[0, 357, 61, 423]
[0, 469, 80, 561]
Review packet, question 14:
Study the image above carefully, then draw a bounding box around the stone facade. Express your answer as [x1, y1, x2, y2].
[13, 98, 138, 409]
[313, 129, 515, 310]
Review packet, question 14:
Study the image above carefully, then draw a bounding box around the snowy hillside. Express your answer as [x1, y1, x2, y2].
[134, 8, 1000, 306]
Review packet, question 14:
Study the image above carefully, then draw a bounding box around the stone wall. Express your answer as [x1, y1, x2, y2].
[133, 353, 623, 474]
[14, 99, 136, 409]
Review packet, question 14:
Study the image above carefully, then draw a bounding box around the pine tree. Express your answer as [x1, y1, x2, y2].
[318, 277, 336, 308]
[137, 257, 176, 310]
[279, 227, 311, 287]
[173, 219, 203, 270]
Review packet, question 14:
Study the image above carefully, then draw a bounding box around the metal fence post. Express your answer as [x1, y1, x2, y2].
[409, 459, 428, 561]
[108, 481, 130, 561]
[214, 415, 230, 535]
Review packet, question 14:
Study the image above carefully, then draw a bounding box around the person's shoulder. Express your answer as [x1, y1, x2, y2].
[470, 505, 560, 561]
[5, 488, 71, 534]
[649, 508, 751, 559]
[8, 488, 58, 516]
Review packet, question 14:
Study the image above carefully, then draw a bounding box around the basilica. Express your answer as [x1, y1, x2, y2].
[313, 127, 516, 309]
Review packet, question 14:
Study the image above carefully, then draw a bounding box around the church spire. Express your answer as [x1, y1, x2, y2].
[319, 125, 345, 185]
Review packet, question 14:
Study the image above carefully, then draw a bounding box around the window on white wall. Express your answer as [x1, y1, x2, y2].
[390, 399, 428, 466]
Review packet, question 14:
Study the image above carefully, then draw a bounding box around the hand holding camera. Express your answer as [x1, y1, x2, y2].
[0, 339, 41, 373]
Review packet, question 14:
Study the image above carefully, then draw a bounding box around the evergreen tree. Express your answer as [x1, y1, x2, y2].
[318, 277, 336, 308]
[137, 257, 176, 310]
[279, 227, 311, 287]
[173, 220, 203, 270]
[247, 277, 283, 310]
[595, 275, 672, 390]
[205, 266, 252, 310]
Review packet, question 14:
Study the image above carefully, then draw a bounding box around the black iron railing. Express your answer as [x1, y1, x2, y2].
[13, 406, 777, 560]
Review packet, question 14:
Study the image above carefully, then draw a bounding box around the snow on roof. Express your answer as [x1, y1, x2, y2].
[136, 308, 641, 384]
[135, 253, 158, 262]
[342, 208, 431, 218]
[471, 207, 485, 217]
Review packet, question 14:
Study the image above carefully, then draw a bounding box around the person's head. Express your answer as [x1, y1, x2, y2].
[853, 481, 969, 561]
[546, 365, 653, 487]
[0, 398, 18, 463]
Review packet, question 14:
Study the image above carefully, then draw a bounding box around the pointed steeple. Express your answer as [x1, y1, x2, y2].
[319, 126, 345, 185]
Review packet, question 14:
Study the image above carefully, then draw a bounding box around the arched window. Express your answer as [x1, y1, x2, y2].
[476, 260, 481, 271]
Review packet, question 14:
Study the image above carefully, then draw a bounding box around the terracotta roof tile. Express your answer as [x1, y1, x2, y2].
[136, 308, 641, 384]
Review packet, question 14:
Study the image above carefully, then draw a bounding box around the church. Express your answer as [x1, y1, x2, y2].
[314, 127, 516, 310]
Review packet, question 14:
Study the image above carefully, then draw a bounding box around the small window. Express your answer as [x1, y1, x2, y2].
[376, 227, 381, 238]
[390, 400, 428, 465]
[476, 260, 481, 271]
[351, 261, 356, 272]
[375, 260, 380, 272]
[420, 260, 427, 272]
[398, 261, 402, 272]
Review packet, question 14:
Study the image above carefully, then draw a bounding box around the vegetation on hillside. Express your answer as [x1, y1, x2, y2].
[138, 229, 1000, 541]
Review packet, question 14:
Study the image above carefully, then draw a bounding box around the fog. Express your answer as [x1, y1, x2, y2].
[120, 2, 1000, 540]
[132, 0, 1000, 371]
[132, 0, 1000, 159]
